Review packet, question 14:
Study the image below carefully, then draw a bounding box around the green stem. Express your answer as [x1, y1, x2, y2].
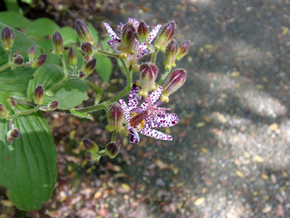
[95, 49, 119, 58]
[0, 50, 12, 71]
[8, 105, 41, 119]
[151, 51, 157, 63]
[111, 130, 117, 142]
[61, 54, 68, 77]
[49, 77, 69, 92]
[158, 68, 171, 85]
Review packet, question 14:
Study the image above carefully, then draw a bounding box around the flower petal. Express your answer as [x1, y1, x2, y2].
[148, 24, 162, 43]
[140, 86, 163, 110]
[104, 22, 120, 40]
[128, 83, 142, 112]
[150, 113, 179, 128]
[108, 39, 121, 53]
[137, 43, 152, 58]
[119, 99, 130, 122]
[127, 125, 140, 143]
[128, 18, 139, 29]
[139, 124, 173, 141]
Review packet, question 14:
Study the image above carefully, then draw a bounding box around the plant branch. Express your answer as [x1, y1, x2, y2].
[157, 68, 171, 85]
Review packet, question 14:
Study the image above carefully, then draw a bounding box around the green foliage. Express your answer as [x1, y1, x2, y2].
[0, 11, 31, 28]
[95, 54, 113, 83]
[25, 18, 60, 38]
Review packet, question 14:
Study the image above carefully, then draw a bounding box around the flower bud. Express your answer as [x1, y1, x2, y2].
[163, 39, 178, 70]
[154, 21, 175, 52]
[13, 54, 24, 65]
[137, 20, 149, 42]
[47, 101, 59, 110]
[117, 23, 136, 59]
[105, 141, 120, 159]
[75, 20, 95, 45]
[10, 100, 17, 106]
[83, 138, 99, 153]
[0, 104, 9, 119]
[79, 71, 86, 78]
[176, 40, 191, 60]
[136, 63, 158, 98]
[67, 47, 77, 66]
[81, 42, 93, 56]
[86, 153, 101, 161]
[7, 128, 20, 144]
[52, 30, 63, 55]
[28, 46, 36, 61]
[31, 54, 47, 68]
[1, 27, 13, 51]
[83, 57, 96, 76]
[105, 103, 126, 134]
[161, 69, 187, 103]
[34, 85, 44, 105]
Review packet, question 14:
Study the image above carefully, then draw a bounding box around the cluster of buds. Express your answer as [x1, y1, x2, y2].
[1, 27, 14, 51]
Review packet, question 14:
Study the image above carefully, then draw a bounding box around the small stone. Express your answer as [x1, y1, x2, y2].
[254, 155, 264, 162]
[155, 178, 166, 187]
[196, 122, 205, 127]
[262, 206, 271, 213]
[261, 173, 268, 180]
[194, 197, 205, 206]
[269, 123, 279, 131]
[94, 191, 102, 199]
[243, 151, 251, 158]
[236, 170, 245, 178]
[231, 71, 240, 77]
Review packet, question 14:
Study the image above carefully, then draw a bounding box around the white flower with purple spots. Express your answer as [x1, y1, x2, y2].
[104, 18, 161, 67]
[119, 83, 179, 144]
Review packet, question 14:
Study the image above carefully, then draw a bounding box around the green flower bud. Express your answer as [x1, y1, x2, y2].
[81, 42, 93, 56]
[52, 30, 63, 55]
[117, 23, 136, 59]
[47, 101, 59, 110]
[105, 103, 126, 134]
[28, 46, 36, 61]
[176, 40, 191, 60]
[86, 153, 101, 161]
[137, 20, 149, 42]
[67, 47, 77, 66]
[34, 85, 44, 105]
[163, 39, 178, 70]
[7, 128, 20, 144]
[83, 138, 99, 153]
[154, 21, 175, 52]
[136, 63, 158, 98]
[83, 57, 96, 76]
[1, 27, 14, 51]
[13, 54, 24, 65]
[0, 104, 9, 119]
[105, 141, 120, 159]
[9, 29, 14, 46]
[160, 69, 187, 103]
[31, 54, 47, 68]
[75, 20, 95, 45]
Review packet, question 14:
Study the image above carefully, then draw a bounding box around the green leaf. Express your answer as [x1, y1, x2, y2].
[3, 0, 22, 13]
[95, 54, 112, 83]
[0, 11, 31, 28]
[27, 64, 89, 109]
[86, 81, 103, 105]
[88, 23, 99, 44]
[70, 108, 93, 120]
[0, 112, 57, 211]
[20, 0, 32, 4]
[101, 36, 113, 52]
[25, 18, 60, 38]
[59, 27, 79, 47]
[36, 38, 60, 65]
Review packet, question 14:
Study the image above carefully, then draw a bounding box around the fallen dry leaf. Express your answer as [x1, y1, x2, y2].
[155, 159, 170, 170]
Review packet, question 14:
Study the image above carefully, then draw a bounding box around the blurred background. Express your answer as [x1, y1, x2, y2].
[1, 0, 290, 217]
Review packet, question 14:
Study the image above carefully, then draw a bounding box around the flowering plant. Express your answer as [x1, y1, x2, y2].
[0, 17, 190, 211]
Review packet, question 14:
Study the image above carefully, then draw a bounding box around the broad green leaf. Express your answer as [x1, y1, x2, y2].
[20, 0, 32, 4]
[0, 11, 31, 28]
[88, 23, 99, 44]
[0, 112, 57, 211]
[95, 54, 112, 83]
[27, 64, 89, 109]
[36, 38, 60, 65]
[86, 81, 103, 105]
[70, 108, 93, 120]
[25, 18, 60, 38]
[0, 22, 40, 55]
[101, 36, 113, 52]
[3, 0, 22, 13]
[59, 27, 79, 47]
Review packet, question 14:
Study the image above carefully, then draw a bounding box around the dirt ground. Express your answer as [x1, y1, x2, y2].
[1, 0, 290, 217]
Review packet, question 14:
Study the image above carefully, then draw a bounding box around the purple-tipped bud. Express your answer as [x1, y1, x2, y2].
[28, 46, 36, 61]
[10, 100, 17, 106]
[67, 47, 77, 66]
[79, 71, 87, 78]
[75, 20, 95, 45]
[105, 103, 126, 134]
[137, 20, 149, 42]
[161, 69, 187, 103]
[13, 54, 24, 65]
[154, 21, 175, 52]
[52, 30, 63, 54]
[105, 141, 120, 159]
[176, 40, 191, 60]
[81, 42, 93, 56]
[117, 23, 136, 59]
[7, 128, 20, 144]
[163, 39, 178, 70]
[83, 138, 99, 153]
[86, 153, 101, 161]
[47, 101, 59, 110]
[34, 85, 44, 105]
[9, 29, 14, 45]
[0, 104, 9, 119]
[31, 54, 47, 68]
[1, 27, 13, 51]
[83, 57, 96, 76]
[136, 63, 158, 98]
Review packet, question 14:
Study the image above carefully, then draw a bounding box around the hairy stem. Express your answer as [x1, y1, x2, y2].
[8, 105, 41, 119]
[95, 49, 119, 58]
[60, 54, 68, 77]
[157, 68, 171, 85]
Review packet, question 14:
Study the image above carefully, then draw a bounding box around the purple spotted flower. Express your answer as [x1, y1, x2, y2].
[119, 83, 178, 144]
[104, 18, 161, 71]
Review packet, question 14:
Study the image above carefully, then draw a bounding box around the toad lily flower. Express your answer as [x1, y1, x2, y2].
[119, 83, 178, 144]
[104, 18, 161, 71]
